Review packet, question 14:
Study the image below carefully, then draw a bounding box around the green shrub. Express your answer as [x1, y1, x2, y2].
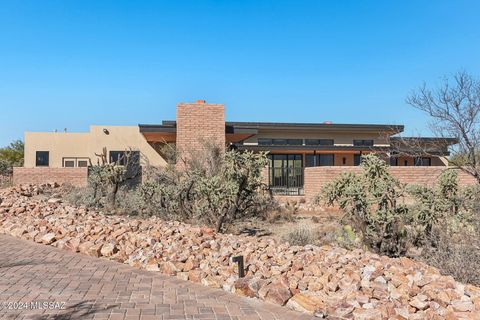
[322, 154, 412, 256]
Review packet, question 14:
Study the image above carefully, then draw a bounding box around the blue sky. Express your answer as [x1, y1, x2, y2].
[1, 1, 479, 146]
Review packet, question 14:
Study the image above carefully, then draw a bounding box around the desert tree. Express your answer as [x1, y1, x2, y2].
[402, 71, 480, 183]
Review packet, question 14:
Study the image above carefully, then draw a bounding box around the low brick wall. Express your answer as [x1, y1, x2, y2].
[304, 166, 477, 200]
[13, 167, 88, 187]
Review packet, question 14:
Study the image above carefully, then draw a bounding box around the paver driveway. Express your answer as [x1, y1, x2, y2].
[0, 235, 314, 320]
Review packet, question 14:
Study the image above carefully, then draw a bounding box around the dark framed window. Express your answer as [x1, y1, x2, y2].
[389, 157, 398, 166]
[258, 138, 273, 145]
[318, 154, 334, 166]
[109, 151, 140, 166]
[404, 160, 408, 166]
[64, 160, 75, 167]
[414, 157, 431, 166]
[353, 140, 374, 147]
[354, 154, 362, 166]
[305, 139, 334, 146]
[305, 154, 334, 167]
[35, 151, 49, 167]
[286, 139, 303, 145]
[78, 160, 89, 167]
[259, 138, 303, 146]
[305, 155, 316, 167]
[63, 157, 90, 168]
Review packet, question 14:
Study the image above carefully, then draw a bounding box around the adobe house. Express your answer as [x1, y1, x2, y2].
[18, 100, 466, 196]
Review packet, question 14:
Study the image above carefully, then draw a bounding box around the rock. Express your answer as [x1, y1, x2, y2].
[263, 278, 292, 306]
[286, 293, 327, 315]
[100, 243, 117, 257]
[47, 198, 62, 204]
[234, 277, 265, 298]
[41, 233, 56, 244]
[352, 308, 382, 320]
[65, 238, 81, 252]
[451, 300, 474, 312]
[87, 244, 102, 257]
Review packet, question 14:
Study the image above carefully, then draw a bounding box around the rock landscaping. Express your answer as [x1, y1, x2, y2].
[1, 184, 480, 319]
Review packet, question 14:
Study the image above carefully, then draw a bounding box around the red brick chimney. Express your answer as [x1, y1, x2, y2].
[176, 100, 225, 166]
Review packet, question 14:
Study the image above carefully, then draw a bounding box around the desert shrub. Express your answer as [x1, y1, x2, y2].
[420, 222, 480, 286]
[283, 224, 317, 246]
[175, 146, 271, 232]
[71, 143, 272, 232]
[322, 154, 413, 256]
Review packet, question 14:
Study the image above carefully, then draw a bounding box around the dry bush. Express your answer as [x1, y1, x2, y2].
[283, 224, 317, 246]
[420, 223, 480, 286]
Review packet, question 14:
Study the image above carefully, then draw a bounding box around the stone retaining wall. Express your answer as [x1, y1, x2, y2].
[13, 167, 88, 187]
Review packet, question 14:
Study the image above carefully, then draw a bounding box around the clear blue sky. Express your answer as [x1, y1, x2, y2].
[1, 1, 479, 146]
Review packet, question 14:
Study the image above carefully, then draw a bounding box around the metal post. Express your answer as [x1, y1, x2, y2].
[232, 255, 245, 278]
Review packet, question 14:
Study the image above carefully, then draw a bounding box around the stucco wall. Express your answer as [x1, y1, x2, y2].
[24, 126, 167, 168]
[304, 166, 477, 199]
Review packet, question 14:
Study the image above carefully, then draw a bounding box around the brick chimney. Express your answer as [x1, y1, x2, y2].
[176, 100, 225, 165]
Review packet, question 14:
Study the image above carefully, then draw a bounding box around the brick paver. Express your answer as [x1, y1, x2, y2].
[0, 235, 314, 320]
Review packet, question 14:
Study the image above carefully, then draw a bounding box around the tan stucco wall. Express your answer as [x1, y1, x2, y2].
[24, 126, 167, 168]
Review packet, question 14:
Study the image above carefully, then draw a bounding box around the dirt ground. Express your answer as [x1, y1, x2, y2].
[229, 206, 345, 246]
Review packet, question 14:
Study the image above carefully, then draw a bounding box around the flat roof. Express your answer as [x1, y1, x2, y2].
[139, 121, 404, 133]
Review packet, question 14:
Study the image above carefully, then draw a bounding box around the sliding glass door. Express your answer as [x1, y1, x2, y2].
[267, 154, 303, 195]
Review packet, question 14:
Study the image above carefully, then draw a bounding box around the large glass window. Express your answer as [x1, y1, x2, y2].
[35, 151, 49, 167]
[305, 154, 334, 167]
[353, 140, 374, 147]
[318, 154, 334, 166]
[354, 154, 362, 166]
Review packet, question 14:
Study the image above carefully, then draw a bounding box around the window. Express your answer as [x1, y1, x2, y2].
[258, 138, 272, 145]
[305, 154, 334, 166]
[415, 157, 431, 166]
[354, 154, 362, 166]
[36, 151, 49, 167]
[389, 157, 398, 166]
[342, 157, 347, 165]
[64, 160, 75, 167]
[62, 157, 90, 167]
[404, 160, 408, 166]
[318, 154, 334, 166]
[305, 155, 316, 167]
[258, 138, 303, 145]
[353, 140, 374, 147]
[78, 160, 88, 167]
[305, 139, 334, 146]
[109, 151, 140, 166]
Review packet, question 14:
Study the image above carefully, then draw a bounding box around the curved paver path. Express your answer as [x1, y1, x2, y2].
[0, 235, 314, 320]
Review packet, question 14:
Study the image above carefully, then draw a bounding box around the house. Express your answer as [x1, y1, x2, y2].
[19, 100, 458, 194]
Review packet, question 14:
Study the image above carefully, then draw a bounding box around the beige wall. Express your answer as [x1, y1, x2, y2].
[24, 126, 167, 168]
